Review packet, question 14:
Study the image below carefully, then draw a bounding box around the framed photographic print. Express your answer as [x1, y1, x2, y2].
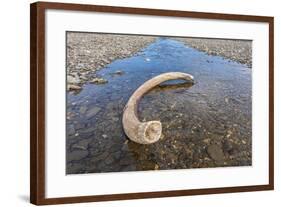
[30, 1, 274, 205]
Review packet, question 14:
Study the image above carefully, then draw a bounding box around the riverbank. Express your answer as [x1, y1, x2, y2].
[67, 32, 156, 90]
[174, 37, 252, 67]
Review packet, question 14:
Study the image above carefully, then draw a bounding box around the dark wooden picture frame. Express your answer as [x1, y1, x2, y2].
[30, 1, 274, 205]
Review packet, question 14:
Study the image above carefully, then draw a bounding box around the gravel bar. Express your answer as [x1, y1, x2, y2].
[66, 32, 156, 90]
[174, 37, 252, 67]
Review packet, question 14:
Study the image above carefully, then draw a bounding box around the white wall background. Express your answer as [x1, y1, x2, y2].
[0, 0, 279, 206]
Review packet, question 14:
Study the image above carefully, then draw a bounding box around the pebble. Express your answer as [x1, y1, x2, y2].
[72, 139, 90, 150]
[203, 138, 211, 144]
[67, 75, 80, 84]
[72, 145, 87, 150]
[67, 84, 81, 91]
[113, 70, 124, 75]
[67, 150, 88, 161]
[86, 106, 101, 117]
[67, 125, 75, 135]
[91, 151, 109, 163]
[113, 151, 121, 160]
[154, 164, 159, 170]
[79, 106, 87, 114]
[105, 156, 115, 165]
[111, 117, 119, 122]
[222, 140, 233, 153]
[90, 78, 108, 84]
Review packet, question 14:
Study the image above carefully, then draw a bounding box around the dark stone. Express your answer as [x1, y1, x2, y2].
[79, 106, 87, 114]
[91, 151, 109, 163]
[120, 156, 135, 166]
[105, 156, 115, 165]
[66, 162, 85, 174]
[72, 139, 90, 150]
[113, 70, 124, 75]
[223, 140, 238, 155]
[67, 124, 75, 135]
[86, 106, 101, 118]
[113, 151, 121, 160]
[206, 144, 225, 161]
[67, 150, 88, 161]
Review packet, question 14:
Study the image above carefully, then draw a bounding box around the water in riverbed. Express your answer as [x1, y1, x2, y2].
[66, 38, 252, 174]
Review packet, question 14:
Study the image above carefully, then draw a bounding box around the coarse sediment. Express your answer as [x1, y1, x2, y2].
[174, 37, 252, 67]
[66, 32, 157, 89]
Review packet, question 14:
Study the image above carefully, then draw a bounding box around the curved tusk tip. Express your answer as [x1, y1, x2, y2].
[139, 121, 162, 144]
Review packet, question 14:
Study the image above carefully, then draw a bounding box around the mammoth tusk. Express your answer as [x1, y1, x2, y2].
[122, 72, 194, 144]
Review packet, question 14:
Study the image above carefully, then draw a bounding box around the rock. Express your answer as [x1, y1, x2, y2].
[90, 78, 108, 84]
[67, 84, 81, 91]
[207, 144, 225, 161]
[226, 130, 233, 138]
[72, 145, 87, 150]
[222, 140, 233, 153]
[113, 70, 124, 75]
[67, 149, 88, 161]
[67, 75, 80, 84]
[111, 117, 119, 122]
[202, 138, 211, 144]
[120, 156, 135, 166]
[113, 151, 121, 160]
[91, 151, 109, 163]
[86, 106, 101, 117]
[121, 144, 129, 152]
[77, 63, 85, 68]
[79, 106, 87, 114]
[105, 156, 115, 165]
[67, 124, 75, 135]
[79, 74, 88, 81]
[66, 162, 84, 174]
[154, 164, 159, 170]
[72, 139, 90, 150]
[223, 139, 237, 156]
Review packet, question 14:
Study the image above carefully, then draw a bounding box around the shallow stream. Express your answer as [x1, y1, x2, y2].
[66, 38, 252, 174]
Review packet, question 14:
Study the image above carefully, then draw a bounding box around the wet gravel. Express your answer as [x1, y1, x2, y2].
[174, 37, 252, 67]
[67, 32, 156, 90]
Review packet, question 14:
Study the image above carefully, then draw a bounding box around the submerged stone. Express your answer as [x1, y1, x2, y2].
[90, 77, 108, 84]
[207, 144, 225, 161]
